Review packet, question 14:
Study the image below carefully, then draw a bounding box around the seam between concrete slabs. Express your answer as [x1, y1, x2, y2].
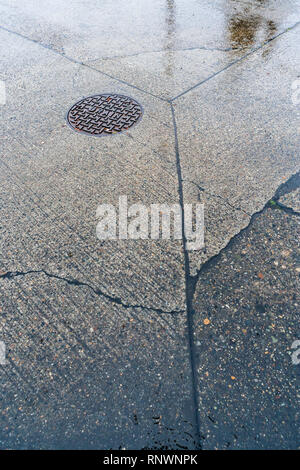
[1, 19, 299, 449]
[169, 20, 300, 102]
[1, 20, 300, 105]
[0, 24, 168, 103]
[0, 270, 184, 316]
[171, 103, 202, 449]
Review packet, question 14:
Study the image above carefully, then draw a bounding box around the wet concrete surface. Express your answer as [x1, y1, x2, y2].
[193, 197, 300, 449]
[0, 0, 299, 449]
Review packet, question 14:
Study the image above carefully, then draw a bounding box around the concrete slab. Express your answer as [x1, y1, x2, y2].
[0, 29, 186, 312]
[174, 25, 300, 274]
[279, 188, 300, 212]
[1, 0, 300, 101]
[192, 205, 300, 449]
[0, 274, 197, 449]
[0, 0, 300, 450]
[0, 18, 197, 448]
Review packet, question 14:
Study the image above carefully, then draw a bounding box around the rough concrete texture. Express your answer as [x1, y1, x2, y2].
[0, 0, 299, 449]
[193, 203, 299, 449]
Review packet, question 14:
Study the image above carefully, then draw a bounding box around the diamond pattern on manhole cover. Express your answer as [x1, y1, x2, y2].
[66, 94, 143, 136]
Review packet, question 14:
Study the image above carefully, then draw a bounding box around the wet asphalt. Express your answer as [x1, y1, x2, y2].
[0, 0, 299, 449]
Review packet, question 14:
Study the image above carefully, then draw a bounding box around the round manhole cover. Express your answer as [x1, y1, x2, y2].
[66, 94, 143, 136]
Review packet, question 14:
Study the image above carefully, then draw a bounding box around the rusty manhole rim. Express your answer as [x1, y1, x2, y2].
[66, 93, 144, 137]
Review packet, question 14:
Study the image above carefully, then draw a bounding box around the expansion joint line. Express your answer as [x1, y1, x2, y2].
[0, 270, 184, 316]
[170, 102, 202, 450]
[0, 24, 168, 103]
[169, 20, 300, 102]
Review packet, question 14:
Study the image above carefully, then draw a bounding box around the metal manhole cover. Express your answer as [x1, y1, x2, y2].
[66, 94, 143, 136]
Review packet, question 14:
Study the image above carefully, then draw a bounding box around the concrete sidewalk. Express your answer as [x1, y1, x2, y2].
[0, 0, 299, 449]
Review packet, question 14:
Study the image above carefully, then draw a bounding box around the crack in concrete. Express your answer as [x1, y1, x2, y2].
[269, 200, 300, 217]
[86, 45, 238, 63]
[171, 86, 300, 448]
[270, 172, 300, 215]
[185, 179, 252, 216]
[188, 171, 300, 299]
[170, 20, 300, 102]
[0, 24, 168, 103]
[1, 20, 299, 106]
[175, 172, 300, 448]
[1, 16, 299, 450]
[170, 103, 202, 450]
[0, 269, 184, 316]
[274, 171, 300, 199]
